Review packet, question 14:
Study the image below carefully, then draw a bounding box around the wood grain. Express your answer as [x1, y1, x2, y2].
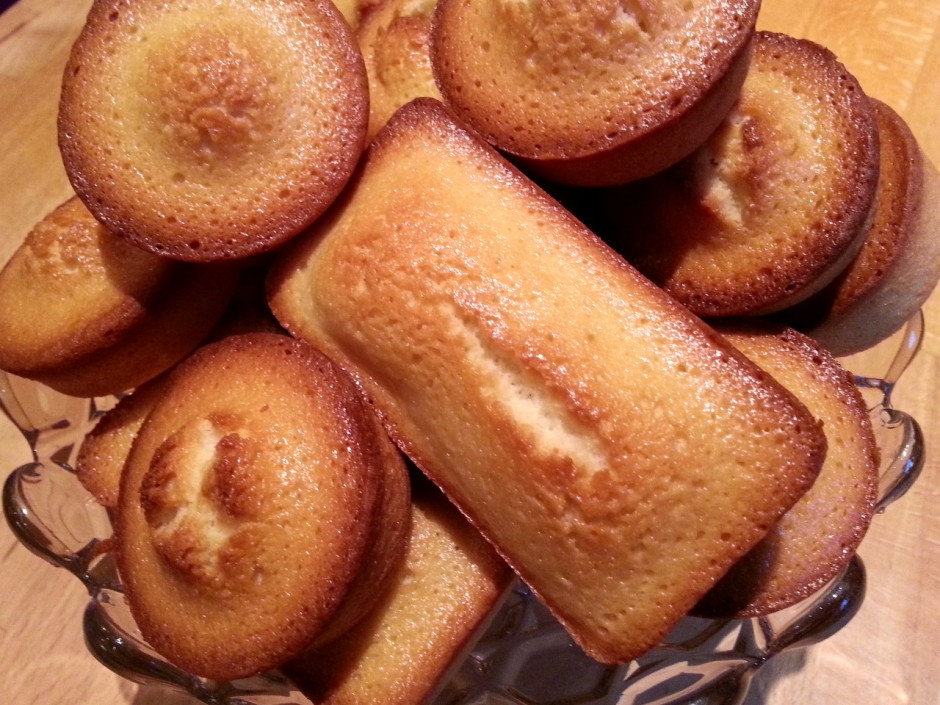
[0, 1, 938, 703]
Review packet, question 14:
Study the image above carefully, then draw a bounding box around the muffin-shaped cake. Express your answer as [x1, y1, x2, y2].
[0, 197, 237, 397]
[430, 0, 759, 186]
[780, 99, 940, 355]
[59, 0, 368, 261]
[358, 0, 441, 140]
[588, 32, 880, 317]
[116, 333, 411, 679]
[696, 323, 879, 617]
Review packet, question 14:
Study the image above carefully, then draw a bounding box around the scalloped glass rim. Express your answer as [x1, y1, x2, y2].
[0, 311, 927, 705]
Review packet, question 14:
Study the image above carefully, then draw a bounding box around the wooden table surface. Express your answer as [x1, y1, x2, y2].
[1, 1, 938, 703]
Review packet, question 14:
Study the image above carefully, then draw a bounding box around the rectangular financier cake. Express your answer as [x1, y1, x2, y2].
[268, 98, 826, 664]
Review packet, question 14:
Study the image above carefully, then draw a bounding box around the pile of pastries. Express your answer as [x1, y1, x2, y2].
[1, 0, 938, 702]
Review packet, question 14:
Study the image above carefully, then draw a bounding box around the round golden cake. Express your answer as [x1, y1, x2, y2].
[696, 323, 879, 617]
[430, 0, 759, 186]
[116, 333, 410, 680]
[589, 31, 880, 317]
[780, 99, 940, 356]
[0, 197, 237, 397]
[59, 0, 368, 261]
[358, 0, 441, 140]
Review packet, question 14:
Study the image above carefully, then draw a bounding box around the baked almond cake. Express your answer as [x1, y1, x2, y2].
[268, 98, 826, 665]
[430, 0, 760, 185]
[58, 0, 368, 261]
[0, 197, 237, 396]
[286, 475, 512, 705]
[585, 32, 880, 318]
[116, 333, 411, 679]
[76, 366, 511, 703]
[357, 0, 441, 140]
[696, 323, 879, 617]
[781, 99, 940, 355]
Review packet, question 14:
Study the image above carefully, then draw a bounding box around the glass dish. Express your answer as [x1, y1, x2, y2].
[2, 312, 926, 705]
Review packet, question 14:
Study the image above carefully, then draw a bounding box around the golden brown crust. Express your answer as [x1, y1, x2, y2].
[116, 333, 410, 680]
[589, 32, 880, 317]
[307, 393, 413, 650]
[33, 262, 241, 397]
[0, 197, 170, 372]
[781, 99, 940, 355]
[430, 0, 760, 185]
[0, 197, 239, 397]
[285, 476, 511, 705]
[333, 0, 383, 29]
[358, 0, 441, 141]
[76, 377, 167, 508]
[268, 98, 826, 664]
[59, 0, 368, 261]
[696, 323, 879, 617]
